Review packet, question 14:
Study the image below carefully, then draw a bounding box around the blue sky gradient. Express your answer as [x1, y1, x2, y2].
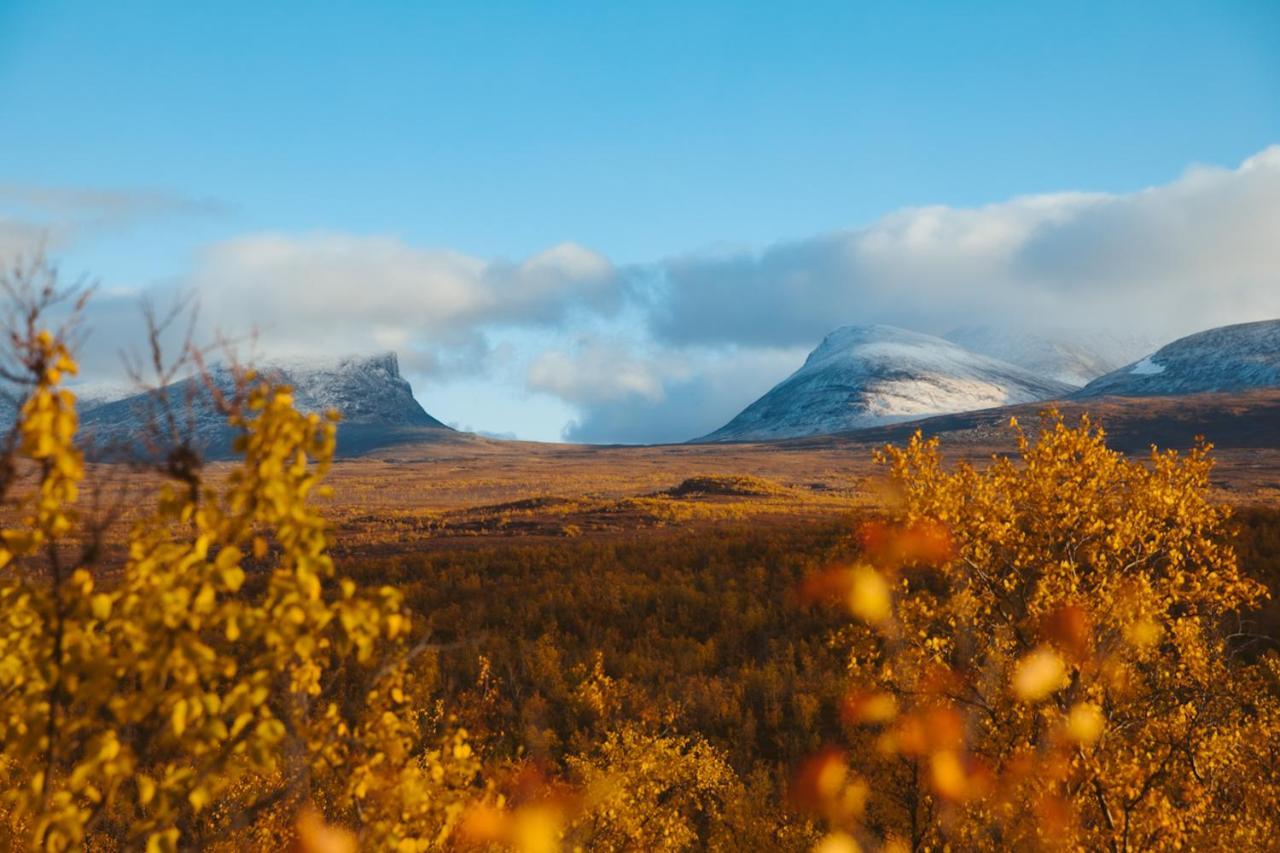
[2, 1, 1278, 440]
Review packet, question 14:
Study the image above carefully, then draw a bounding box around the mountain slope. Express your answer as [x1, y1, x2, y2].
[696, 325, 1074, 442]
[1075, 319, 1280, 398]
[81, 352, 453, 457]
[944, 325, 1153, 388]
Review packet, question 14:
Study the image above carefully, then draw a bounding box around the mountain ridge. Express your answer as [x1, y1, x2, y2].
[79, 351, 454, 458]
[1075, 319, 1280, 398]
[695, 324, 1075, 442]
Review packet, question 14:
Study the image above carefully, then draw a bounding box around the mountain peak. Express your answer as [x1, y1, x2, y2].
[696, 326, 1073, 442]
[80, 351, 452, 457]
[212, 350, 401, 380]
[804, 325, 938, 366]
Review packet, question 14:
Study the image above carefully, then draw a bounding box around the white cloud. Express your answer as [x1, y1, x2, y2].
[649, 146, 1280, 348]
[0, 217, 51, 261]
[190, 233, 623, 371]
[530, 146, 1280, 442]
[0, 184, 226, 258]
[527, 337, 670, 404]
[555, 343, 803, 440]
[0, 184, 225, 223]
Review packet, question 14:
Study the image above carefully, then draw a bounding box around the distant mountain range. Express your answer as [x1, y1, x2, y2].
[8, 318, 1278, 454]
[77, 352, 453, 458]
[698, 320, 1280, 443]
[695, 325, 1076, 442]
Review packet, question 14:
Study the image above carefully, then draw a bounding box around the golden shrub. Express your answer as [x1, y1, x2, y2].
[806, 414, 1280, 850]
[0, 327, 481, 850]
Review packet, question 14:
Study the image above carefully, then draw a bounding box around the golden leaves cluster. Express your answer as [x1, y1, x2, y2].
[803, 412, 1280, 850]
[0, 334, 476, 850]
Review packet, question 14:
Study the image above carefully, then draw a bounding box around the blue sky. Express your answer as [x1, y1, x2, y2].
[2, 1, 1279, 441]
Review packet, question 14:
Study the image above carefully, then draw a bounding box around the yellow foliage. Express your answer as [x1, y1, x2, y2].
[0, 330, 479, 849]
[807, 413, 1280, 850]
[564, 725, 744, 850]
[1011, 646, 1066, 702]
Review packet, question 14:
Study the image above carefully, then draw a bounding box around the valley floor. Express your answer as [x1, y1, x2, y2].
[74, 395, 1280, 558]
[24, 397, 1280, 849]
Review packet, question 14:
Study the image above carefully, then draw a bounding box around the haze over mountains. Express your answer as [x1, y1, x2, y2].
[942, 326, 1153, 388]
[1075, 319, 1280, 398]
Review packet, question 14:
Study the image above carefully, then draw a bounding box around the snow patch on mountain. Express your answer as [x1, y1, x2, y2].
[696, 325, 1075, 442]
[1076, 319, 1280, 398]
[1128, 357, 1166, 377]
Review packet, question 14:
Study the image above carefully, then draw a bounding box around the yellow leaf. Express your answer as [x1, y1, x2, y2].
[929, 750, 969, 802]
[171, 699, 188, 736]
[1126, 618, 1163, 649]
[847, 565, 891, 624]
[814, 831, 862, 853]
[1065, 702, 1105, 744]
[146, 829, 180, 853]
[1012, 647, 1066, 702]
[188, 785, 211, 812]
[844, 691, 898, 724]
[511, 805, 561, 853]
[96, 734, 119, 761]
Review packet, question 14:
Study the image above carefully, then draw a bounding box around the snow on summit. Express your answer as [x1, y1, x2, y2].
[79, 352, 451, 457]
[695, 325, 1074, 442]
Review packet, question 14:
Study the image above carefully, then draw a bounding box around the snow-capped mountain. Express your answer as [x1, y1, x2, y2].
[241, 353, 447, 427]
[695, 325, 1075, 442]
[943, 325, 1155, 388]
[80, 352, 451, 456]
[69, 380, 139, 411]
[1075, 319, 1280, 398]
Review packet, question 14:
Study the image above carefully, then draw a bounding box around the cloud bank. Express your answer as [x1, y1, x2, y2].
[545, 345, 808, 444]
[14, 147, 1280, 442]
[648, 146, 1280, 351]
[190, 234, 622, 375]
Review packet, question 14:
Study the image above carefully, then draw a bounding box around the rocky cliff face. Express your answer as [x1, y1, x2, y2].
[79, 352, 452, 457]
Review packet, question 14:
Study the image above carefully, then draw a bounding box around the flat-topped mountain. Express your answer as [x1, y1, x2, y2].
[695, 325, 1074, 442]
[80, 352, 453, 457]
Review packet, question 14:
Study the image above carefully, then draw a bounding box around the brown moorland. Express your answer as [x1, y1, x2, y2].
[71, 389, 1280, 559]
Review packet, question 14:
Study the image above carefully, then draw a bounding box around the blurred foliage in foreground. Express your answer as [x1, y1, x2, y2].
[1, 266, 1279, 851]
[798, 417, 1280, 850]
